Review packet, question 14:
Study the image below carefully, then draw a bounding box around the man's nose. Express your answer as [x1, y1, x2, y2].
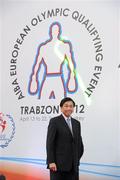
[67, 107, 72, 110]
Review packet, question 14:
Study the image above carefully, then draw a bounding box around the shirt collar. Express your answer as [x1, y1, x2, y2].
[62, 113, 71, 121]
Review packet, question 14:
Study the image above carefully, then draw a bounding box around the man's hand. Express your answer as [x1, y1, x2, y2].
[30, 75, 38, 94]
[68, 73, 76, 92]
[49, 163, 57, 172]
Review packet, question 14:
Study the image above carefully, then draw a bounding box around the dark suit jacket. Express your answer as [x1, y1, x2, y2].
[46, 114, 84, 172]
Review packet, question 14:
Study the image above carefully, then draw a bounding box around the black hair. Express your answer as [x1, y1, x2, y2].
[60, 97, 75, 107]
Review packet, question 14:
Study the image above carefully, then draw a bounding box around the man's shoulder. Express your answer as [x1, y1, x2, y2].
[72, 118, 80, 125]
[50, 115, 62, 123]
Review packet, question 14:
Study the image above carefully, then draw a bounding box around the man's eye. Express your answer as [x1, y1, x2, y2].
[64, 105, 73, 108]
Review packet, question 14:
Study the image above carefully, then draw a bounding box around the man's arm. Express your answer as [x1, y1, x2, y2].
[65, 43, 77, 92]
[78, 122, 84, 160]
[46, 118, 57, 171]
[29, 47, 43, 94]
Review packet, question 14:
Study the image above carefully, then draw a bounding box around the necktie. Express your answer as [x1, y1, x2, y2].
[67, 118, 73, 135]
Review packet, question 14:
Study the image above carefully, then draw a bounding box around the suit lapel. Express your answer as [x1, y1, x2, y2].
[71, 118, 76, 138]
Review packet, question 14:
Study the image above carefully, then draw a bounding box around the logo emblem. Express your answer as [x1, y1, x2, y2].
[0, 112, 15, 148]
[28, 22, 78, 99]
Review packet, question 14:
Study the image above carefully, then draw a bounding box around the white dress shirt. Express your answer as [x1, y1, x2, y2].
[62, 113, 73, 135]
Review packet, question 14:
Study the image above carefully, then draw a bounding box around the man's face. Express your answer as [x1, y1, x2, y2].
[61, 101, 74, 117]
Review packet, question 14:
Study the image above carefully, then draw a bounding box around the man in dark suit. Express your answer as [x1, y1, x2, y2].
[46, 97, 84, 180]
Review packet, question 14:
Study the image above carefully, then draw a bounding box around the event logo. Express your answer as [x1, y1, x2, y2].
[0, 112, 15, 148]
[10, 8, 103, 105]
[28, 22, 78, 99]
